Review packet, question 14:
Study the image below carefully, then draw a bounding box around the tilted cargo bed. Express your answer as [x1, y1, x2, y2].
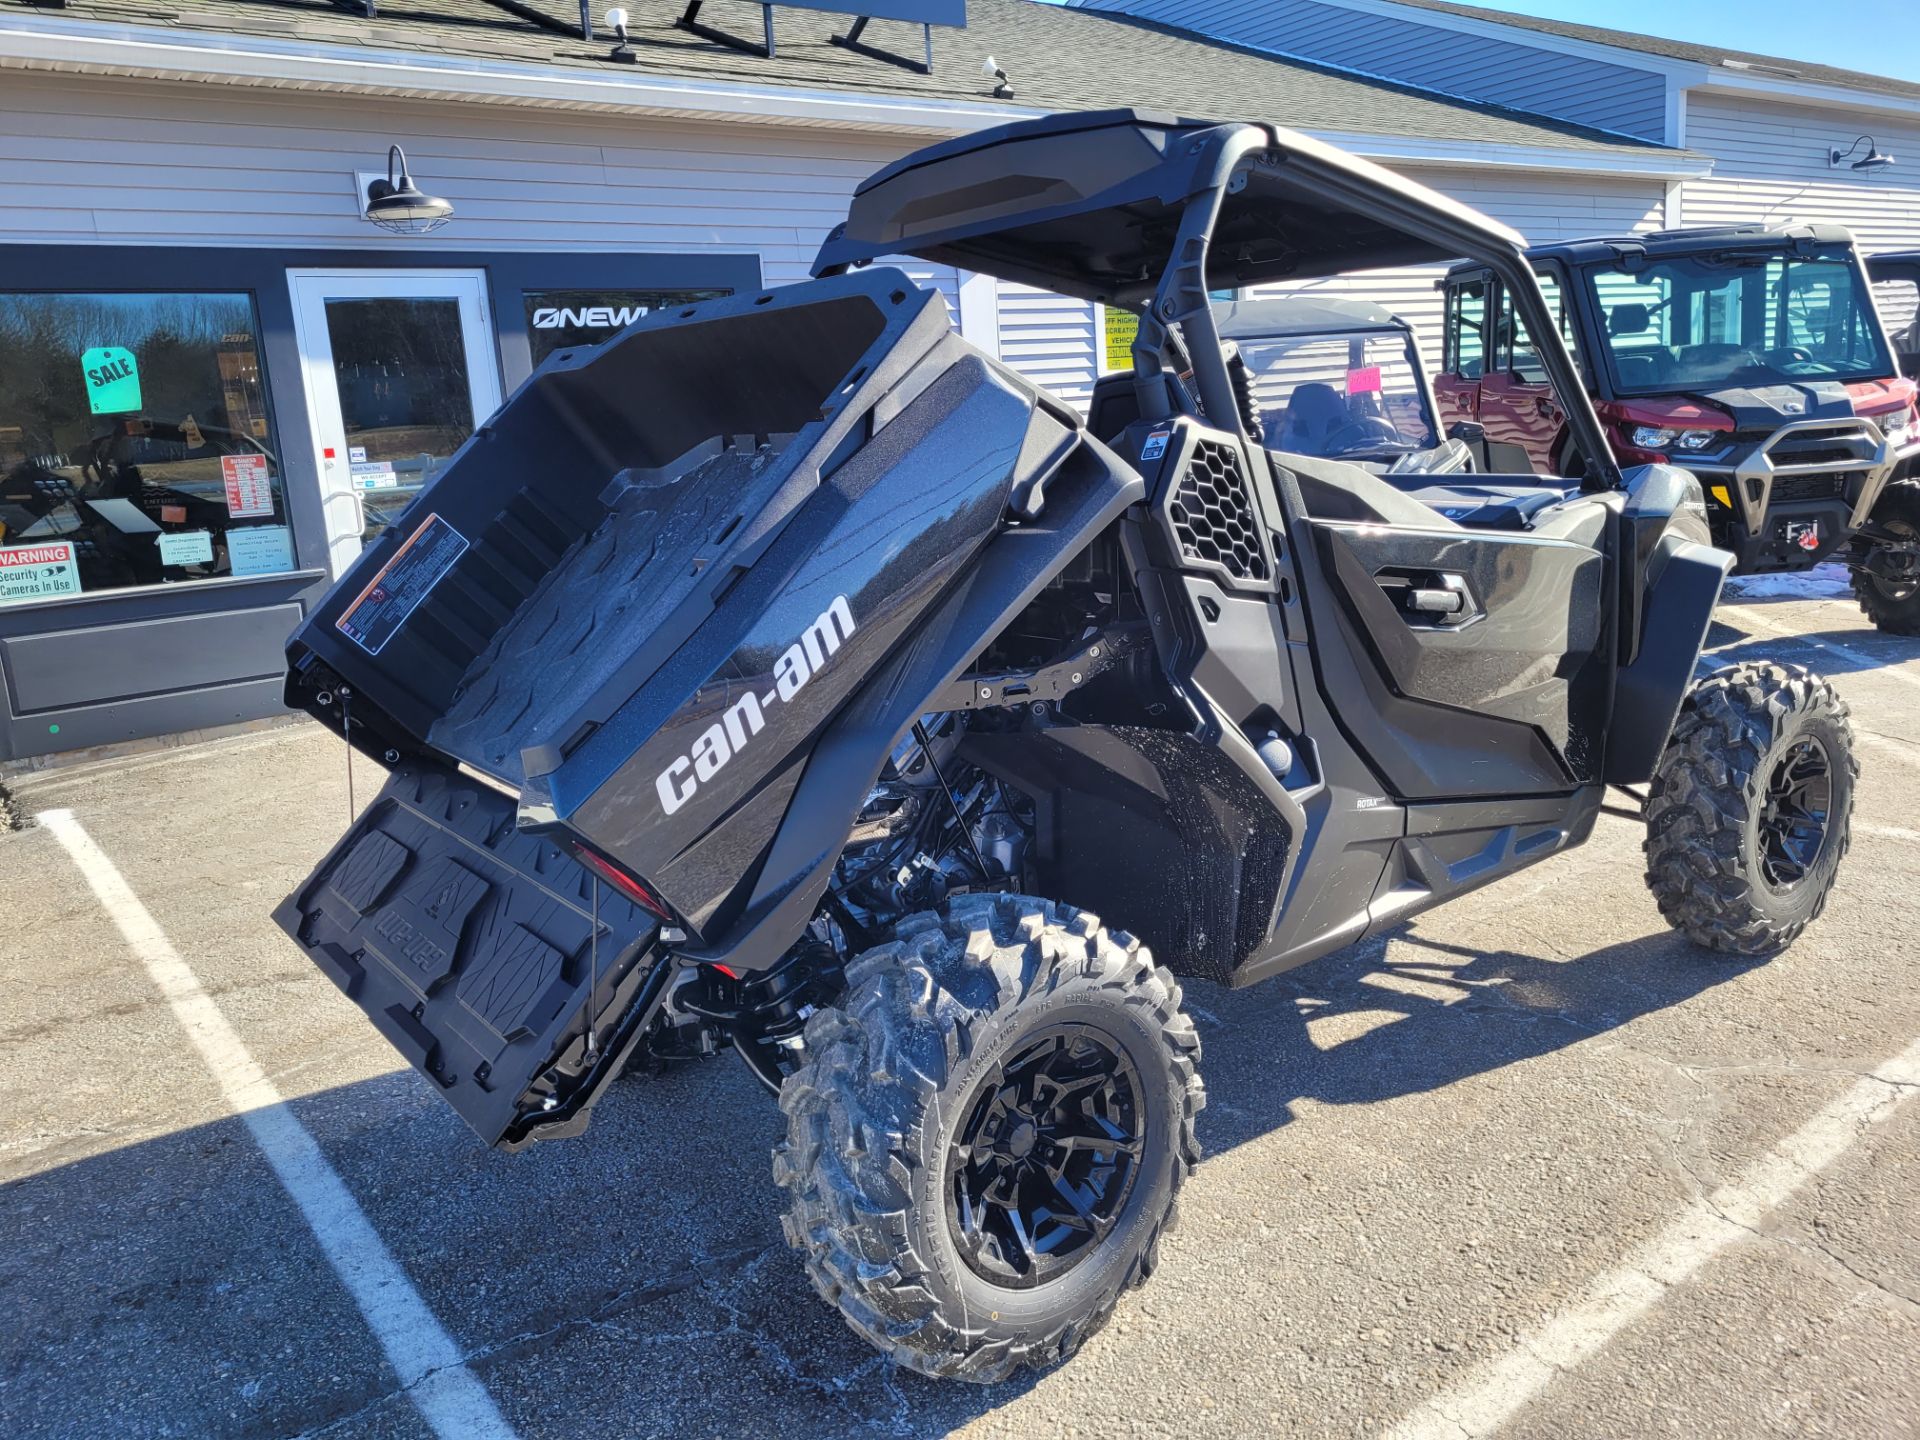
[285, 270, 957, 789]
[274, 265, 1108, 1143]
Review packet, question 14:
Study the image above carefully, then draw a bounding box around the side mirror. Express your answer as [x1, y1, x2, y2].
[1447, 421, 1486, 445]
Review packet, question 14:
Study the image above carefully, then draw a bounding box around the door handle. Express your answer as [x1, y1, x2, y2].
[1378, 570, 1478, 626]
[1407, 587, 1464, 615]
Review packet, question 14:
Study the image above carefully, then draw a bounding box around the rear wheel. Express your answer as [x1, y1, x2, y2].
[1852, 479, 1920, 634]
[774, 894, 1203, 1382]
[1645, 661, 1855, 956]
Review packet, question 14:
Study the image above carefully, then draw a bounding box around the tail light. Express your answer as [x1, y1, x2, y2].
[568, 842, 674, 923]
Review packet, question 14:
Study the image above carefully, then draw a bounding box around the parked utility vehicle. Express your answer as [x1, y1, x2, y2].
[1438, 226, 1920, 622]
[1213, 295, 1472, 473]
[274, 112, 1856, 1383]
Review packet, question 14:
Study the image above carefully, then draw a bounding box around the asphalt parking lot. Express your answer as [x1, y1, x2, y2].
[1, 577, 1916, 1440]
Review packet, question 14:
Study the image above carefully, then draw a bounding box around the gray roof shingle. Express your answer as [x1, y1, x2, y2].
[43, 0, 1695, 158]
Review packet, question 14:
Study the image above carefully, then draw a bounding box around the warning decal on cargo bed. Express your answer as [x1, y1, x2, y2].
[335, 513, 468, 656]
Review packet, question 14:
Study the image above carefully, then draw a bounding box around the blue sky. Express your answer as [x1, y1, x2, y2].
[1048, 1, 1920, 85]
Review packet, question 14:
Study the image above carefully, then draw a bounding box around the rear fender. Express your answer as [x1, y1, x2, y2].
[681, 439, 1145, 974]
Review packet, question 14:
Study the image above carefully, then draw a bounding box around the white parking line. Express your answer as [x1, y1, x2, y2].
[39, 809, 517, 1440]
[1736, 607, 1920, 692]
[1384, 1034, 1920, 1440]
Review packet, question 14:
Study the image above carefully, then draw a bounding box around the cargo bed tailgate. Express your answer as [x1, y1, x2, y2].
[274, 762, 663, 1147]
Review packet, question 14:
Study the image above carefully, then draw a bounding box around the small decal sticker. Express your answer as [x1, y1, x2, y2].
[1141, 426, 1173, 462]
[1786, 519, 1823, 553]
[335, 513, 469, 656]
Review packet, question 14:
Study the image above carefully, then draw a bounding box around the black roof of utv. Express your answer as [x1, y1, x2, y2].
[813, 108, 1528, 308]
[1213, 295, 1414, 341]
[816, 107, 1618, 488]
[1446, 223, 1866, 279]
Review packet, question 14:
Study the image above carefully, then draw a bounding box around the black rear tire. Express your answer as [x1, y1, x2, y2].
[1645, 661, 1856, 957]
[1853, 478, 1920, 635]
[774, 894, 1203, 1383]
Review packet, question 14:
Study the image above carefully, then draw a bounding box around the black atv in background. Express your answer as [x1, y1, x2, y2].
[1438, 226, 1920, 630]
[273, 111, 1857, 1383]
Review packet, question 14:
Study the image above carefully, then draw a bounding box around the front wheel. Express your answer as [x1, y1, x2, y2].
[774, 894, 1203, 1383]
[1645, 661, 1856, 956]
[1852, 478, 1920, 634]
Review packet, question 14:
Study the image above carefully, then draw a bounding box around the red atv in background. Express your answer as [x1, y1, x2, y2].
[1438, 225, 1920, 630]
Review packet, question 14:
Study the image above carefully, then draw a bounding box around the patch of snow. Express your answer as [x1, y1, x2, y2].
[1723, 562, 1852, 600]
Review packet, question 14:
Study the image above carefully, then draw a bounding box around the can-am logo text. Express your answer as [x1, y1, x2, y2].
[655, 595, 856, 816]
[531, 305, 650, 331]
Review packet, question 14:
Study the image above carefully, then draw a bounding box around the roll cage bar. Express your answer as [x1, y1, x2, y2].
[813, 109, 1620, 491]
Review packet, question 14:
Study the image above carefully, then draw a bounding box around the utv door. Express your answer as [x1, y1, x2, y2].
[1475, 280, 1569, 474]
[1434, 274, 1489, 436]
[1277, 459, 1609, 802]
[1874, 264, 1920, 378]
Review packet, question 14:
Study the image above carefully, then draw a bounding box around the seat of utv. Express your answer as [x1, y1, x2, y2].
[1393, 480, 1575, 530]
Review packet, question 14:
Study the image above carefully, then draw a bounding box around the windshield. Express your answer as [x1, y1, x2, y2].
[1235, 329, 1438, 460]
[1583, 248, 1892, 396]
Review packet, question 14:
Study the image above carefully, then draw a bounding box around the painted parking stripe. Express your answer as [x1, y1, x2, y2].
[39, 809, 517, 1440]
[1384, 1033, 1920, 1440]
[1735, 607, 1920, 692]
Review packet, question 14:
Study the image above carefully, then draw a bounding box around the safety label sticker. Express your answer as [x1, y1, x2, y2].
[335, 513, 469, 656]
[1141, 426, 1173, 462]
[0, 541, 81, 605]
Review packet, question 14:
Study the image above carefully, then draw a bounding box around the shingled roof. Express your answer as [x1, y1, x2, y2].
[14, 0, 1696, 158]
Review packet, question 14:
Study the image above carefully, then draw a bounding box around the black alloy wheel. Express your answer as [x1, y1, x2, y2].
[947, 1025, 1142, 1289]
[1756, 738, 1832, 891]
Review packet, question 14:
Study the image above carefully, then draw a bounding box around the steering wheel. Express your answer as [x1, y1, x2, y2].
[1323, 416, 1400, 455]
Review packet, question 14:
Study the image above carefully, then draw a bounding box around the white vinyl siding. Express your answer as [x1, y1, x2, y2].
[0, 75, 981, 338]
[1075, 0, 1669, 142]
[1680, 94, 1920, 256]
[997, 284, 1101, 411]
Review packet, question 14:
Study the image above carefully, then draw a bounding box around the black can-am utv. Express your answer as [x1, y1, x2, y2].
[1438, 225, 1920, 627]
[273, 110, 1856, 1383]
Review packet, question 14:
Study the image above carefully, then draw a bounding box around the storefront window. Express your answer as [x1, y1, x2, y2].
[0, 292, 291, 603]
[524, 288, 731, 364]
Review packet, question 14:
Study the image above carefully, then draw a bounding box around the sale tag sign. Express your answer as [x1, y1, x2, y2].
[1346, 366, 1383, 395]
[221, 453, 275, 518]
[82, 346, 143, 415]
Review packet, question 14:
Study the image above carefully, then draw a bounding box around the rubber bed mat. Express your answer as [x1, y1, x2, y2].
[429, 444, 777, 784]
[273, 761, 659, 1145]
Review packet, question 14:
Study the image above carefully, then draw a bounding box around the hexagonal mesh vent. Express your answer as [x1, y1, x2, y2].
[1169, 439, 1268, 581]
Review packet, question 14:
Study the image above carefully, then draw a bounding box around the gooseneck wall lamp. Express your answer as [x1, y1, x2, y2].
[1829, 136, 1896, 172]
[364, 145, 456, 234]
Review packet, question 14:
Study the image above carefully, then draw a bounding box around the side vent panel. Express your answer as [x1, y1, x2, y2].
[1162, 433, 1275, 590]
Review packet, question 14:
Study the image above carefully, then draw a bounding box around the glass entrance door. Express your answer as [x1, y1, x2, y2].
[288, 270, 501, 575]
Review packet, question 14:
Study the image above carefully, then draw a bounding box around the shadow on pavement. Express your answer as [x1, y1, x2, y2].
[0, 923, 1753, 1439]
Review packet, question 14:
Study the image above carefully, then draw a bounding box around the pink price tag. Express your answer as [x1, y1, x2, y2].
[1346, 366, 1383, 395]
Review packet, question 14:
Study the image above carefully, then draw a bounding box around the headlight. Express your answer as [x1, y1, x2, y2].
[1629, 425, 1677, 449]
[1676, 430, 1721, 451]
[1883, 414, 1916, 448]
